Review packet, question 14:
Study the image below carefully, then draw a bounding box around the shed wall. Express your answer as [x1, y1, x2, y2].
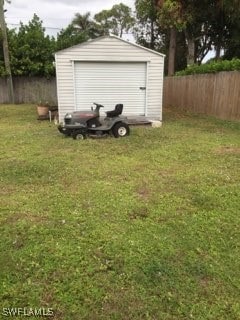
[55, 37, 164, 121]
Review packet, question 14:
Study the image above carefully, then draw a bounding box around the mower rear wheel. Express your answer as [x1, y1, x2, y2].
[112, 122, 130, 138]
[72, 131, 86, 140]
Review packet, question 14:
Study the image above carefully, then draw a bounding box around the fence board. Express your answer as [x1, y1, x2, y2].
[163, 71, 240, 120]
[0, 76, 57, 105]
[0, 77, 9, 103]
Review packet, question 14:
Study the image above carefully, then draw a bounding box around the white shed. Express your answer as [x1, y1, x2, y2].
[55, 35, 165, 122]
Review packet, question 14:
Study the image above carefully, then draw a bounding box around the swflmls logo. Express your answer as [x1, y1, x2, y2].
[2, 307, 54, 317]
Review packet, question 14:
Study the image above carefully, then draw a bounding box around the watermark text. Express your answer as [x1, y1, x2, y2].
[2, 307, 54, 317]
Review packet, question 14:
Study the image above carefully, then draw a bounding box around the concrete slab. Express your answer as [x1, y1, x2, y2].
[150, 120, 162, 127]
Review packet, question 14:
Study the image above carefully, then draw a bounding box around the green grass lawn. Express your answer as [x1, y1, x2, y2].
[0, 105, 240, 320]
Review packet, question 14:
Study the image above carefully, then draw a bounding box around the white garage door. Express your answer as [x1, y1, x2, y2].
[74, 62, 147, 115]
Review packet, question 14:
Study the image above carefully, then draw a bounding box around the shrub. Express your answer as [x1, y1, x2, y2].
[175, 58, 240, 76]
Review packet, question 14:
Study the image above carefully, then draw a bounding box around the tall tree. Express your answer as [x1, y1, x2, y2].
[155, 1, 216, 72]
[94, 3, 135, 37]
[217, 0, 240, 59]
[155, 0, 183, 75]
[135, 0, 187, 74]
[135, 0, 163, 50]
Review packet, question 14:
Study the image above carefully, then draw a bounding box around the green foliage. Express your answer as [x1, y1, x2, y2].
[56, 5, 135, 51]
[56, 24, 89, 51]
[134, 1, 187, 73]
[175, 58, 240, 76]
[0, 64, 6, 75]
[71, 12, 103, 39]
[94, 3, 135, 37]
[0, 28, 16, 76]
[134, 0, 164, 50]
[0, 14, 56, 77]
[12, 14, 56, 76]
[154, 0, 240, 72]
[157, 0, 188, 31]
[56, 12, 104, 51]
[0, 105, 240, 319]
[1, 2, 240, 77]
[94, 9, 112, 35]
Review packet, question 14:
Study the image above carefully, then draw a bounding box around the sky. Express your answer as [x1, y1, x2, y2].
[4, 0, 135, 38]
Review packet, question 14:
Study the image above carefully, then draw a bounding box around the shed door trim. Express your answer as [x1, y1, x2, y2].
[70, 59, 150, 62]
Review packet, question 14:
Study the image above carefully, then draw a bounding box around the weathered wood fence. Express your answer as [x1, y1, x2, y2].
[1, 72, 240, 120]
[163, 71, 240, 120]
[0, 76, 57, 104]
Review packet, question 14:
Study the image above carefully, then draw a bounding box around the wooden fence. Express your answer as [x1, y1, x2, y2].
[163, 71, 240, 120]
[0, 76, 57, 105]
[1, 72, 240, 121]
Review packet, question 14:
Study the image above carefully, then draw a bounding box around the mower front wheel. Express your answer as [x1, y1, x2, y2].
[112, 122, 130, 138]
[72, 131, 87, 140]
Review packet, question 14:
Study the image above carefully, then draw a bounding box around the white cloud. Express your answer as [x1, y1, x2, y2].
[5, 0, 135, 36]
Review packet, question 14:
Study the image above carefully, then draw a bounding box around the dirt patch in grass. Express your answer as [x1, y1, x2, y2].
[214, 146, 240, 154]
[163, 106, 193, 120]
[136, 186, 151, 200]
[129, 207, 149, 220]
[4, 211, 49, 225]
[41, 288, 55, 306]
[0, 185, 19, 195]
[99, 286, 147, 320]
[199, 276, 212, 288]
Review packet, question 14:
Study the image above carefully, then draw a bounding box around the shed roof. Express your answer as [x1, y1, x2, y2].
[55, 34, 165, 58]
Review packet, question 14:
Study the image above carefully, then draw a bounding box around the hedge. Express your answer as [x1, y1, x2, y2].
[175, 58, 240, 76]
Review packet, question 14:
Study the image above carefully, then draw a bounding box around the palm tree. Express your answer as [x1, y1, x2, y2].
[72, 12, 91, 31]
[71, 12, 102, 39]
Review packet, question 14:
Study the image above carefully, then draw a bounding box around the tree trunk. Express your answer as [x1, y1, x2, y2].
[0, 0, 14, 103]
[185, 30, 195, 66]
[150, 0, 155, 49]
[168, 27, 177, 76]
[150, 18, 154, 49]
[215, 44, 221, 60]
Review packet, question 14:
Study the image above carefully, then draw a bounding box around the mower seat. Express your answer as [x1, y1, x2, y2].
[106, 104, 123, 118]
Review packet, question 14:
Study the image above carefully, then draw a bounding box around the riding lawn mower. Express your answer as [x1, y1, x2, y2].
[58, 103, 130, 140]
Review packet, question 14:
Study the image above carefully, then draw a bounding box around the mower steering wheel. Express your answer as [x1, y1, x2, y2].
[93, 102, 104, 108]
